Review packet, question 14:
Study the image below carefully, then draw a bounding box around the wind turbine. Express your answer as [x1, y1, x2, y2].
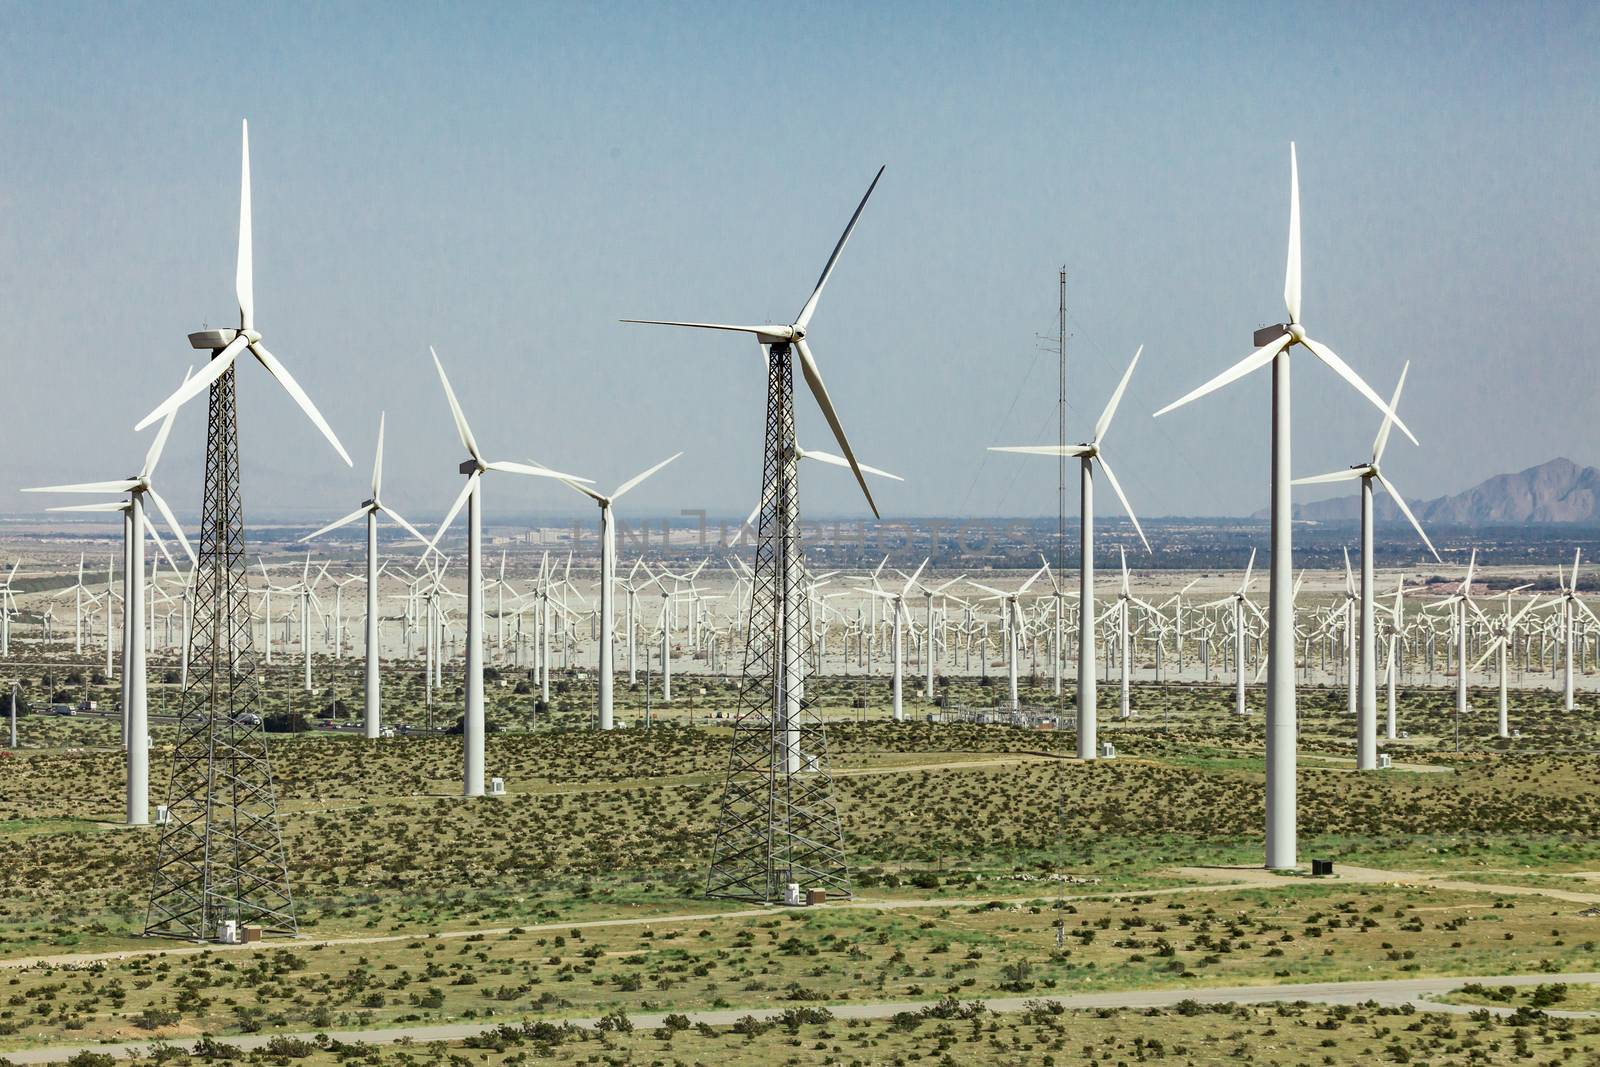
[1471, 587, 1540, 739]
[1437, 550, 1479, 751]
[1553, 552, 1597, 712]
[301, 413, 431, 739]
[966, 563, 1049, 714]
[555, 452, 683, 730]
[1105, 547, 1164, 721]
[1153, 143, 1414, 870]
[860, 560, 927, 722]
[623, 165, 886, 519]
[1293, 361, 1438, 769]
[625, 167, 886, 903]
[919, 575, 966, 701]
[990, 344, 1150, 759]
[0, 562, 20, 658]
[426, 348, 589, 796]
[133, 121, 351, 468]
[24, 378, 195, 827]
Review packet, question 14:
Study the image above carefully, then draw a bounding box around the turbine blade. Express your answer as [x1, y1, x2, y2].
[1371, 360, 1409, 465]
[988, 444, 1092, 457]
[1299, 337, 1418, 446]
[1153, 334, 1288, 419]
[902, 557, 928, 597]
[430, 346, 482, 463]
[141, 366, 193, 478]
[801, 448, 904, 481]
[1285, 142, 1301, 325]
[302, 505, 370, 542]
[378, 504, 434, 550]
[1291, 467, 1367, 486]
[1093, 344, 1143, 446]
[1017, 561, 1048, 595]
[795, 337, 878, 519]
[135, 335, 247, 431]
[1375, 470, 1440, 562]
[48, 501, 130, 513]
[729, 499, 761, 547]
[611, 451, 684, 501]
[250, 342, 352, 466]
[619, 319, 793, 342]
[558, 477, 607, 504]
[24, 479, 141, 495]
[372, 411, 385, 501]
[796, 165, 885, 330]
[428, 472, 478, 553]
[238, 119, 253, 332]
[1095, 454, 1150, 554]
[142, 511, 180, 573]
[488, 460, 592, 482]
[145, 487, 195, 564]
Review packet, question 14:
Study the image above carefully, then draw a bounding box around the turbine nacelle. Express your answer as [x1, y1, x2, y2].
[188, 329, 240, 351]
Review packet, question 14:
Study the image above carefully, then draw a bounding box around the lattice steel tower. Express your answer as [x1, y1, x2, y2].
[142, 122, 337, 941]
[624, 166, 886, 905]
[705, 345, 848, 903]
[144, 340, 296, 941]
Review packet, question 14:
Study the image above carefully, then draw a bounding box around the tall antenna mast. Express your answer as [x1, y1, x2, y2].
[1057, 267, 1068, 572]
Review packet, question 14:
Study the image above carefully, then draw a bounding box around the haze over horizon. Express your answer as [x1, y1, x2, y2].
[2, 3, 1596, 531]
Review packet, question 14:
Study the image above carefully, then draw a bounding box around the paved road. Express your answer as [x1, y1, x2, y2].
[6, 971, 1598, 1063]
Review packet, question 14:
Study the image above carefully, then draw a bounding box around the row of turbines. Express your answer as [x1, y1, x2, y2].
[6, 533, 1596, 766]
[9, 124, 1593, 880]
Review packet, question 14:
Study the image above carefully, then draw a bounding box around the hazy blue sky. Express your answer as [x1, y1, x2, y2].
[2, 2, 1596, 527]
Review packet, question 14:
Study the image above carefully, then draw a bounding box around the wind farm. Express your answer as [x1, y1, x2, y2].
[3, 5, 1600, 1065]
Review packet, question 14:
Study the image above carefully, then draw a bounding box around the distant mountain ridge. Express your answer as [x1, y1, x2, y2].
[1272, 458, 1600, 525]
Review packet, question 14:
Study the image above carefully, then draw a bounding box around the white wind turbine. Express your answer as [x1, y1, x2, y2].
[24, 379, 195, 827]
[1553, 551, 1597, 712]
[919, 575, 966, 701]
[1104, 547, 1165, 721]
[860, 559, 927, 722]
[990, 344, 1150, 758]
[1436, 550, 1479, 750]
[1471, 587, 1540, 739]
[967, 563, 1050, 714]
[623, 165, 888, 519]
[1293, 361, 1438, 770]
[555, 452, 683, 731]
[55, 554, 95, 656]
[0, 561, 17, 658]
[301, 413, 431, 739]
[426, 348, 589, 796]
[133, 120, 352, 468]
[1153, 143, 1414, 870]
